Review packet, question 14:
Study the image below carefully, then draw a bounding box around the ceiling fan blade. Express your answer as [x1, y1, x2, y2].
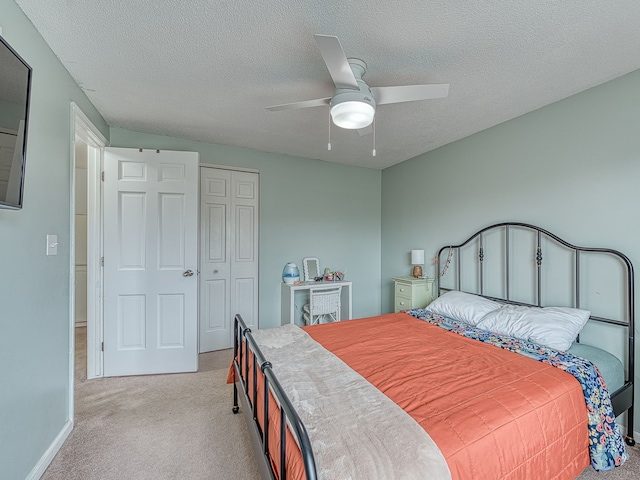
[371, 83, 449, 105]
[314, 34, 359, 89]
[266, 97, 331, 112]
[357, 125, 373, 136]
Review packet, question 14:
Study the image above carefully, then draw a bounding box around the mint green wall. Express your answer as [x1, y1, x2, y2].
[110, 128, 382, 328]
[382, 69, 640, 433]
[0, 2, 109, 478]
[8, 0, 638, 470]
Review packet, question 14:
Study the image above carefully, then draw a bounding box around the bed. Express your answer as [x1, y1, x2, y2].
[231, 222, 635, 480]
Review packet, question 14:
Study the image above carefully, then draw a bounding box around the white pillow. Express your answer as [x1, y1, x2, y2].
[427, 291, 502, 326]
[475, 304, 590, 351]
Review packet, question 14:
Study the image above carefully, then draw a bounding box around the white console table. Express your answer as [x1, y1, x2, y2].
[281, 280, 352, 326]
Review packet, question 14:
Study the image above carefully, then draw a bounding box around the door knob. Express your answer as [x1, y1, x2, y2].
[183, 269, 194, 277]
[213, 269, 219, 274]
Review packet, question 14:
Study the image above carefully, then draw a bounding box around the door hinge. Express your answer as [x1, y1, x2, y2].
[101, 256, 104, 266]
[101, 171, 104, 181]
[101, 342, 104, 352]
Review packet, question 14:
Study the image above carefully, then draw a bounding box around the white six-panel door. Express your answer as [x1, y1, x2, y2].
[199, 167, 258, 352]
[103, 148, 199, 376]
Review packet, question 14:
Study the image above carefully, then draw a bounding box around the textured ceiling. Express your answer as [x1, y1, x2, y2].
[14, 0, 640, 169]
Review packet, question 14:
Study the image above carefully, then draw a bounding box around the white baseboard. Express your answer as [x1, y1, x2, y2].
[26, 419, 73, 480]
[618, 422, 639, 444]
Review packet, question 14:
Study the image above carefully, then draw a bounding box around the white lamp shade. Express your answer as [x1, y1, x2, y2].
[330, 101, 375, 129]
[411, 249, 425, 265]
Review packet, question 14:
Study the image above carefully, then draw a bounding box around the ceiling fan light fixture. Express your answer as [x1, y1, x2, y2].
[330, 101, 375, 129]
[330, 89, 376, 130]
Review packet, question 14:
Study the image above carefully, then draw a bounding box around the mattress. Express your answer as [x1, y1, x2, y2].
[567, 342, 625, 393]
[305, 313, 591, 480]
[231, 311, 627, 479]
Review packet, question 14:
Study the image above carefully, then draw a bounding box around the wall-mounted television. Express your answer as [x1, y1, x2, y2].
[0, 34, 32, 210]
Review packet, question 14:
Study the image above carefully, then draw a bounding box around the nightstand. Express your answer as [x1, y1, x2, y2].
[392, 276, 435, 312]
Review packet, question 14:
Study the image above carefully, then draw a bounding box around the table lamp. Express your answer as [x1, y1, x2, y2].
[411, 249, 425, 278]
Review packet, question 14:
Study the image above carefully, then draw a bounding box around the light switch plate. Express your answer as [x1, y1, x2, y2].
[47, 234, 58, 256]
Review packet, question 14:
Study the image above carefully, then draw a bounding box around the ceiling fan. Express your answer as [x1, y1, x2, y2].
[266, 34, 450, 135]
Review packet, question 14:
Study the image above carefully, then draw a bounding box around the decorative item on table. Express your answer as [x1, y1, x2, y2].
[323, 267, 333, 281]
[282, 262, 300, 284]
[334, 270, 344, 281]
[303, 257, 320, 281]
[411, 249, 425, 278]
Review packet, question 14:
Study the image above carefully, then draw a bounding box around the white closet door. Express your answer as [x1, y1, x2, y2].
[103, 148, 199, 376]
[199, 167, 258, 352]
[230, 171, 259, 332]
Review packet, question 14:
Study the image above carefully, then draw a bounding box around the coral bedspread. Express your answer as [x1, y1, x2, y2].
[303, 313, 590, 480]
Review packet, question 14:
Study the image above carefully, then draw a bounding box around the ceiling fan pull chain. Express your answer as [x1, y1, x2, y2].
[328, 113, 332, 151]
[372, 118, 376, 157]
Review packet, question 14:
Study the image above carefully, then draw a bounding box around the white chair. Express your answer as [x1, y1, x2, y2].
[303, 286, 342, 325]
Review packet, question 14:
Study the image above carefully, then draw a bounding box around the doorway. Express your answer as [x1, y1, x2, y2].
[71, 104, 107, 382]
[70, 111, 261, 382]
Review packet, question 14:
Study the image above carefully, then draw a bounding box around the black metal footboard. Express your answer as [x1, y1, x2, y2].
[232, 314, 317, 480]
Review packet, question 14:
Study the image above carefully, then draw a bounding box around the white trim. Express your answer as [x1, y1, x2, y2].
[618, 421, 640, 445]
[68, 109, 77, 423]
[25, 420, 73, 480]
[85, 144, 104, 379]
[72, 102, 108, 147]
[71, 103, 107, 383]
[199, 162, 259, 174]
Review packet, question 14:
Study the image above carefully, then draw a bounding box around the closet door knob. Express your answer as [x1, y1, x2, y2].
[183, 269, 194, 277]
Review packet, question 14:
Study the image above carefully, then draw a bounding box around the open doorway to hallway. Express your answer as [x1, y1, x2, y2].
[70, 103, 107, 391]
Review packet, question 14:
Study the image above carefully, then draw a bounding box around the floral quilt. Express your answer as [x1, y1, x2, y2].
[407, 308, 628, 471]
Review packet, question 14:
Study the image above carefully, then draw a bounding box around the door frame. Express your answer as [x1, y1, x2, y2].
[69, 103, 108, 415]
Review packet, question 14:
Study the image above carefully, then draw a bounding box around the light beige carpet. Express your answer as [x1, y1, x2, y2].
[42, 328, 260, 480]
[42, 327, 638, 479]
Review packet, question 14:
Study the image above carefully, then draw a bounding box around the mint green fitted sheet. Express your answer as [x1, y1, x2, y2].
[567, 343, 625, 393]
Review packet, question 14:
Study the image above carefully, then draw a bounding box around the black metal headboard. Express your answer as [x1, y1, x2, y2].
[435, 222, 635, 444]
